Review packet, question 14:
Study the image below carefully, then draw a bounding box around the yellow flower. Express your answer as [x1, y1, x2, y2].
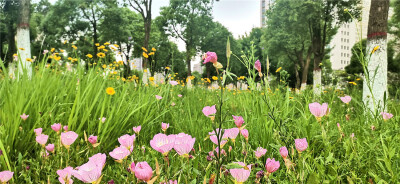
[97, 45, 105, 50]
[51, 48, 55, 52]
[149, 77, 155, 81]
[371, 46, 379, 54]
[95, 43, 100, 46]
[152, 47, 156, 52]
[113, 44, 119, 48]
[165, 66, 170, 70]
[143, 52, 149, 58]
[26, 58, 32, 62]
[276, 67, 282, 73]
[142, 47, 148, 52]
[68, 57, 72, 60]
[97, 52, 106, 58]
[103, 49, 108, 52]
[60, 49, 64, 53]
[117, 61, 123, 65]
[356, 78, 361, 81]
[104, 42, 110, 45]
[19, 48, 25, 50]
[132, 75, 139, 80]
[72, 58, 78, 62]
[102, 65, 106, 69]
[72, 45, 77, 50]
[54, 56, 61, 61]
[13, 53, 17, 57]
[106, 87, 115, 95]
[148, 52, 155, 56]
[86, 54, 93, 58]
[212, 76, 218, 81]
[349, 81, 357, 86]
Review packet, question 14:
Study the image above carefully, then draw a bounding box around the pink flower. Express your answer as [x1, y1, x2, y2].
[36, 134, 49, 146]
[254, 60, 261, 72]
[230, 162, 251, 183]
[51, 123, 62, 133]
[63, 126, 68, 132]
[118, 134, 135, 151]
[169, 81, 178, 86]
[381, 112, 393, 121]
[43, 50, 49, 54]
[340, 96, 351, 104]
[232, 115, 244, 128]
[133, 126, 141, 134]
[171, 102, 176, 106]
[20, 113, 29, 121]
[109, 146, 130, 161]
[88, 135, 98, 145]
[254, 147, 267, 159]
[279, 146, 288, 159]
[203, 51, 218, 64]
[202, 105, 216, 117]
[129, 162, 135, 173]
[61, 131, 79, 149]
[88, 153, 107, 169]
[174, 133, 196, 156]
[57, 166, 73, 184]
[135, 161, 153, 182]
[161, 122, 169, 132]
[295, 138, 308, 152]
[225, 128, 239, 142]
[350, 133, 355, 138]
[241, 129, 249, 140]
[265, 158, 280, 173]
[177, 94, 182, 98]
[0, 171, 14, 183]
[46, 144, 55, 152]
[215, 147, 226, 157]
[99, 117, 106, 123]
[34, 128, 42, 136]
[309, 102, 328, 121]
[72, 161, 102, 183]
[150, 133, 175, 155]
[209, 129, 228, 147]
[155, 95, 162, 100]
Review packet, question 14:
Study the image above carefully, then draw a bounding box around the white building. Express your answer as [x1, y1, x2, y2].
[260, 0, 274, 27]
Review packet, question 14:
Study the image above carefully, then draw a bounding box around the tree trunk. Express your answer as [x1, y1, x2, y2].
[143, 21, 151, 69]
[186, 51, 192, 77]
[93, 21, 98, 58]
[16, 0, 31, 77]
[363, 0, 390, 113]
[294, 60, 300, 89]
[301, 46, 312, 90]
[312, 23, 323, 95]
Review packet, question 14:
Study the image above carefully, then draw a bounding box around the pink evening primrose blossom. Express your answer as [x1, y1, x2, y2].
[161, 122, 169, 132]
[133, 126, 142, 134]
[134, 161, 153, 182]
[45, 144, 55, 153]
[381, 112, 393, 121]
[109, 146, 130, 162]
[63, 125, 68, 132]
[43, 50, 49, 54]
[61, 131, 79, 149]
[265, 158, 280, 173]
[241, 129, 249, 141]
[232, 115, 245, 129]
[155, 95, 162, 100]
[99, 117, 106, 123]
[72, 161, 102, 183]
[230, 162, 251, 183]
[202, 51, 218, 64]
[209, 129, 228, 147]
[178, 94, 182, 98]
[57, 166, 73, 184]
[88, 135, 98, 145]
[174, 133, 196, 157]
[279, 146, 288, 159]
[295, 138, 308, 153]
[51, 123, 62, 133]
[129, 162, 135, 174]
[20, 113, 29, 121]
[340, 96, 351, 104]
[224, 128, 239, 142]
[36, 134, 49, 146]
[202, 105, 217, 117]
[308, 102, 328, 121]
[118, 134, 135, 152]
[150, 133, 176, 156]
[88, 153, 107, 169]
[34, 128, 42, 136]
[0, 171, 14, 183]
[169, 81, 178, 86]
[254, 147, 267, 159]
[255, 60, 261, 73]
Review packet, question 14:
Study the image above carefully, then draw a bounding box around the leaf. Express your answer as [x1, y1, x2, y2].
[224, 162, 244, 169]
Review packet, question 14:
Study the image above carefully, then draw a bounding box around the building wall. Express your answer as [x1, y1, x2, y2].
[260, 0, 274, 27]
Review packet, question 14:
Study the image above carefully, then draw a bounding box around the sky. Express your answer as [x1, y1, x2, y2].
[151, 0, 260, 38]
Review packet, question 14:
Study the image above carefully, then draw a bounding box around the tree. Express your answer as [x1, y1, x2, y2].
[362, 0, 390, 113]
[160, 0, 213, 76]
[0, 0, 19, 64]
[16, 0, 32, 77]
[128, 0, 153, 69]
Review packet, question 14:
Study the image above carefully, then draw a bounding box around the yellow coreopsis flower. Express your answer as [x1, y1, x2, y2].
[97, 52, 106, 58]
[72, 45, 77, 50]
[152, 47, 156, 52]
[142, 47, 148, 52]
[95, 43, 100, 46]
[371, 46, 379, 54]
[113, 44, 119, 48]
[276, 67, 282, 73]
[54, 56, 61, 61]
[149, 77, 155, 81]
[165, 66, 170, 70]
[143, 52, 149, 58]
[60, 49, 64, 53]
[106, 87, 115, 95]
[26, 58, 32, 62]
[104, 42, 110, 45]
[212, 76, 218, 81]
[72, 58, 78, 62]
[68, 57, 72, 61]
[148, 52, 155, 56]
[19, 48, 25, 50]
[86, 54, 93, 58]
[102, 64, 106, 69]
[103, 49, 108, 52]
[51, 48, 55, 52]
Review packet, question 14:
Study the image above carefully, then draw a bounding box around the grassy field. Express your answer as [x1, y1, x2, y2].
[0, 57, 399, 183]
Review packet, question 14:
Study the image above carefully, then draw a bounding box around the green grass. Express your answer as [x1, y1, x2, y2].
[0, 59, 399, 183]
